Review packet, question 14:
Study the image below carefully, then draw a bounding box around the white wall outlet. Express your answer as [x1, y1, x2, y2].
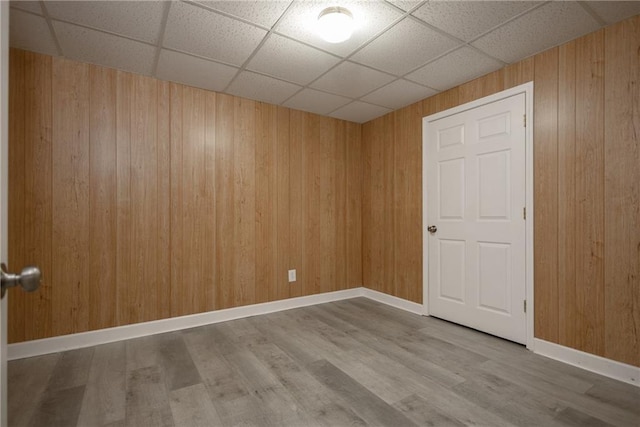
[288, 269, 296, 283]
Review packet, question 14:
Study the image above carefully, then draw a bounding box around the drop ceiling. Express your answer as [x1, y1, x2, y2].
[9, 1, 640, 123]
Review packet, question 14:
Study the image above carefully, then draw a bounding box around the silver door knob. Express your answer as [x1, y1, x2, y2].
[1, 263, 41, 298]
[427, 225, 437, 234]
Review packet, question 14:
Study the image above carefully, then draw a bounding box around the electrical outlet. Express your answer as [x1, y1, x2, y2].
[288, 269, 296, 283]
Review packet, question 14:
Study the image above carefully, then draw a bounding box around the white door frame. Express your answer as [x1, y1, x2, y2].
[422, 82, 535, 350]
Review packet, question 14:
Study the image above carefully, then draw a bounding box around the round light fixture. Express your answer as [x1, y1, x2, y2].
[317, 6, 354, 43]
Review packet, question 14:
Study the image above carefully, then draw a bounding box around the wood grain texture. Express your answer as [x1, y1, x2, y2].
[346, 122, 362, 289]
[574, 30, 605, 357]
[215, 93, 235, 309]
[115, 70, 132, 328]
[52, 57, 90, 337]
[532, 47, 560, 343]
[603, 16, 640, 367]
[557, 41, 577, 350]
[393, 103, 422, 303]
[289, 110, 304, 299]
[89, 65, 117, 330]
[503, 57, 534, 90]
[8, 48, 27, 342]
[276, 107, 290, 301]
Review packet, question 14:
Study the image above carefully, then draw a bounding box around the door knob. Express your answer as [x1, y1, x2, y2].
[1, 263, 41, 298]
[427, 225, 437, 234]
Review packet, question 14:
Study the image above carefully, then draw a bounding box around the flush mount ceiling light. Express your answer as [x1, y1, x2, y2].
[317, 6, 354, 43]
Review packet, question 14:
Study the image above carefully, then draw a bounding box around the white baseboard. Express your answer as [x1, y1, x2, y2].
[534, 339, 640, 387]
[7, 288, 363, 361]
[10, 289, 638, 389]
[361, 288, 424, 315]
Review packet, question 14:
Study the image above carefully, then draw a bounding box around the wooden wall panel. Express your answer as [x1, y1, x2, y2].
[88, 65, 117, 330]
[275, 107, 290, 301]
[233, 98, 257, 306]
[115, 71, 132, 327]
[9, 51, 363, 343]
[346, 122, 362, 289]
[574, 31, 605, 356]
[8, 49, 27, 342]
[215, 93, 235, 309]
[256, 103, 278, 304]
[533, 48, 560, 343]
[557, 41, 578, 349]
[393, 103, 423, 303]
[361, 16, 640, 367]
[603, 17, 640, 367]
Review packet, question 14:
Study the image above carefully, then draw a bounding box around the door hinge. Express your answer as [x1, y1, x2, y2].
[523, 207, 526, 220]
[523, 114, 527, 127]
[524, 300, 527, 313]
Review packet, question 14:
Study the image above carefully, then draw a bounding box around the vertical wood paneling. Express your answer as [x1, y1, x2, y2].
[169, 83, 184, 317]
[603, 16, 640, 367]
[8, 49, 27, 342]
[289, 110, 304, 299]
[157, 81, 171, 320]
[320, 116, 337, 294]
[89, 65, 117, 330]
[180, 87, 207, 316]
[115, 71, 132, 327]
[9, 49, 363, 345]
[574, 30, 605, 356]
[233, 98, 256, 306]
[255, 103, 278, 304]
[504, 57, 534, 89]
[458, 70, 505, 104]
[215, 93, 235, 309]
[533, 48, 559, 343]
[393, 103, 423, 303]
[22, 52, 53, 341]
[204, 91, 217, 311]
[334, 121, 348, 292]
[304, 113, 321, 296]
[52, 57, 90, 336]
[346, 123, 362, 289]
[275, 107, 290, 301]
[130, 75, 158, 323]
[557, 41, 578, 349]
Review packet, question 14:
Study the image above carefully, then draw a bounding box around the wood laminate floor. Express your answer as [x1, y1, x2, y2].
[8, 298, 640, 426]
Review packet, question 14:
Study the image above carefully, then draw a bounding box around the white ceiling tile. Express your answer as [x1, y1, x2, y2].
[283, 88, 352, 115]
[311, 61, 395, 99]
[246, 34, 340, 85]
[194, 1, 291, 28]
[10, 1, 42, 15]
[386, 1, 424, 13]
[351, 17, 460, 75]
[227, 71, 301, 105]
[407, 46, 503, 91]
[45, 1, 165, 44]
[53, 21, 156, 76]
[471, 2, 601, 63]
[361, 79, 437, 109]
[156, 50, 238, 92]
[275, 0, 403, 57]
[413, 1, 541, 42]
[330, 101, 392, 123]
[9, 9, 59, 56]
[586, 1, 640, 25]
[164, 1, 267, 66]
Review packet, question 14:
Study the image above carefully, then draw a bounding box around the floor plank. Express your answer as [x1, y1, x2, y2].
[8, 298, 640, 427]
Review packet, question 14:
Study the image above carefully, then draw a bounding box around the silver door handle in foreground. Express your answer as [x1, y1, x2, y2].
[427, 225, 437, 234]
[1, 263, 41, 298]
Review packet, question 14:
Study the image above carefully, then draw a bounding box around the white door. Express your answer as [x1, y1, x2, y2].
[0, 1, 9, 424]
[425, 93, 526, 344]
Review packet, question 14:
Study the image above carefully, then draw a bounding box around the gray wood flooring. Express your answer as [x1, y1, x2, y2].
[8, 298, 640, 426]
